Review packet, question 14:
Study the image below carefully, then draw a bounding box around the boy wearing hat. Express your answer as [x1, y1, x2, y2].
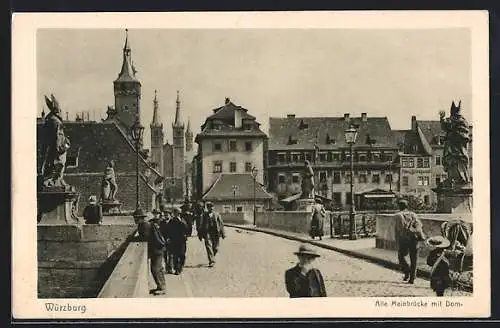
[285, 244, 327, 298]
[426, 236, 452, 296]
[198, 201, 225, 267]
[83, 195, 102, 224]
[394, 199, 425, 284]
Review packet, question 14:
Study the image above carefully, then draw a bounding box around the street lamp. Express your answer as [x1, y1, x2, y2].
[344, 124, 358, 240]
[130, 115, 145, 227]
[231, 185, 239, 212]
[251, 167, 258, 226]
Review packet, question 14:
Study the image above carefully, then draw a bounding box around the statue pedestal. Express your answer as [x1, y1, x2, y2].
[101, 200, 122, 214]
[37, 186, 80, 225]
[297, 198, 316, 212]
[433, 181, 472, 214]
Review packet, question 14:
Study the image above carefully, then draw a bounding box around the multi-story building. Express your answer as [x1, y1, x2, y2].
[267, 113, 400, 210]
[193, 98, 271, 213]
[395, 115, 473, 207]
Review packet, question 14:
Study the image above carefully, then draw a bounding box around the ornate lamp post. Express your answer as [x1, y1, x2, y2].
[130, 116, 145, 223]
[344, 124, 358, 240]
[251, 166, 258, 226]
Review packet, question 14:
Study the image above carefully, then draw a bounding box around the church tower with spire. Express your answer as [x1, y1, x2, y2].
[112, 29, 141, 130]
[172, 90, 186, 198]
[150, 90, 164, 174]
[185, 118, 193, 152]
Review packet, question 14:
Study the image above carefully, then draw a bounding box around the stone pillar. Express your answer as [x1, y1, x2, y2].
[37, 187, 80, 225]
[433, 183, 472, 214]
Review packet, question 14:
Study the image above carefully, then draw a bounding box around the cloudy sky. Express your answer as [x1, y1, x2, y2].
[37, 28, 471, 148]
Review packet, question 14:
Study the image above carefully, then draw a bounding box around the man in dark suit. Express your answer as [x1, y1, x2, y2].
[165, 207, 189, 275]
[83, 195, 102, 224]
[285, 244, 327, 298]
[148, 213, 166, 295]
[198, 202, 225, 267]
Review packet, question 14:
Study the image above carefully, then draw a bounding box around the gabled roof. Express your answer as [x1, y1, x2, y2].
[269, 115, 398, 150]
[207, 100, 256, 122]
[416, 120, 444, 147]
[202, 173, 273, 201]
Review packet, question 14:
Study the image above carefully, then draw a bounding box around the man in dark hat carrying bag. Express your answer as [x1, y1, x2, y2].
[285, 244, 327, 297]
[198, 201, 225, 267]
[394, 199, 426, 284]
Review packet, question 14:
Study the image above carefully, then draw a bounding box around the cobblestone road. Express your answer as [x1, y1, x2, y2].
[153, 227, 471, 297]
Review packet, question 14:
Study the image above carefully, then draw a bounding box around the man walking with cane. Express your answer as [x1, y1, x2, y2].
[198, 202, 225, 267]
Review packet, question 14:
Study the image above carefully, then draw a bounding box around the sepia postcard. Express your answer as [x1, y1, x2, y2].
[12, 11, 490, 319]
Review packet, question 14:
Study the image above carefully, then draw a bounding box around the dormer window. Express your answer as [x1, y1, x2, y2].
[212, 122, 221, 130]
[326, 134, 336, 145]
[287, 135, 298, 145]
[243, 122, 252, 131]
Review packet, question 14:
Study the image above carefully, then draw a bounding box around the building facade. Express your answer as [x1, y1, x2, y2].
[193, 98, 268, 200]
[267, 113, 400, 210]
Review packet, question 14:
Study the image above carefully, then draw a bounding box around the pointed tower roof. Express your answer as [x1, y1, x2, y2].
[173, 90, 184, 128]
[151, 90, 162, 128]
[115, 29, 139, 83]
[186, 117, 192, 134]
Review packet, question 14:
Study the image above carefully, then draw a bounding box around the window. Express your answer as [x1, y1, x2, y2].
[417, 176, 429, 186]
[333, 192, 341, 205]
[423, 158, 430, 168]
[423, 176, 430, 186]
[401, 158, 408, 168]
[436, 177, 441, 185]
[319, 153, 327, 162]
[305, 153, 312, 162]
[435, 156, 441, 166]
[345, 153, 351, 162]
[359, 173, 368, 183]
[213, 142, 222, 152]
[372, 174, 380, 183]
[333, 172, 341, 184]
[319, 171, 327, 182]
[66, 155, 78, 168]
[345, 173, 352, 184]
[222, 206, 231, 213]
[372, 152, 381, 162]
[385, 154, 393, 162]
[292, 173, 300, 184]
[212, 122, 221, 130]
[408, 158, 415, 168]
[229, 140, 237, 151]
[358, 152, 367, 162]
[333, 152, 341, 161]
[236, 206, 243, 212]
[245, 162, 252, 172]
[291, 153, 300, 162]
[230, 162, 237, 172]
[243, 123, 252, 130]
[385, 174, 392, 184]
[277, 153, 285, 164]
[424, 195, 429, 205]
[245, 141, 253, 151]
[278, 174, 286, 184]
[402, 176, 409, 186]
[346, 192, 352, 205]
[213, 161, 222, 173]
[327, 152, 333, 162]
[417, 158, 423, 168]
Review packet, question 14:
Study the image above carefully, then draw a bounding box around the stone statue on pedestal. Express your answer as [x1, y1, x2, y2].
[39, 94, 71, 188]
[300, 160, 315, 199]
[101, 160, 118, 202]
[439, 100, 471, 187]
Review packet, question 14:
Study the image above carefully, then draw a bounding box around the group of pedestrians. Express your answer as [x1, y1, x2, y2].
[147, 200, 226, 296]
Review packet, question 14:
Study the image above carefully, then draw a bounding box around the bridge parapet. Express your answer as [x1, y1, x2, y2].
[97, 238, 149, 298]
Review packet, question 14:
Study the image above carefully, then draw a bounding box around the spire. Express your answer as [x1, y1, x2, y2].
[151, 89, 162, 127]
[173, 90, 184, 128]
[186, 117, 192, 134]
[116, 29, 138, 82]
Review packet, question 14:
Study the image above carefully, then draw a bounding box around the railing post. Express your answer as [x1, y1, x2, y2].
[362, 214, 367, 237]
[330, 212, 333, 238]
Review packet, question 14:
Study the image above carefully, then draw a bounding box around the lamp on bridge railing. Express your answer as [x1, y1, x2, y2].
[130, 115, 145, 229]
[344, 124, 358, 240]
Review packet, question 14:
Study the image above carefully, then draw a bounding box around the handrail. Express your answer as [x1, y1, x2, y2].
[97, 239, 148, 298]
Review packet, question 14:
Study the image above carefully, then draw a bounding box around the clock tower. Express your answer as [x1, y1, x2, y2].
[113, 29, 141, 131]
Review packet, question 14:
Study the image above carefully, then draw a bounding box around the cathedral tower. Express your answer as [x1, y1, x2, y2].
[172, 90, 186, 197]
[113, 29, 141, 131]
[185, 118, 193, 152]
[150, 90, 164, 173]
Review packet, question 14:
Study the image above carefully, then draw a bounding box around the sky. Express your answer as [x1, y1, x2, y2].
[37, 28, 471, 149]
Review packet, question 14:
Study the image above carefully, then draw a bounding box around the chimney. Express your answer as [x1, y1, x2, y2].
[65, 112, 69, 121]
[225, 97, 231, 105]
[344, 113, 350, 121]
[234, 106, 242, 129]
[361, 113, 367, 122]
[287, 114, 295, 118]
[411, 115, 417, 131]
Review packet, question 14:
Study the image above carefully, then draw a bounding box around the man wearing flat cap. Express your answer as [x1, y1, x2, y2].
[198, 201, 225, 267]
[394, 199, 425, 284]
[165, 207, 189, 275]
[285, 244, 327, 297]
